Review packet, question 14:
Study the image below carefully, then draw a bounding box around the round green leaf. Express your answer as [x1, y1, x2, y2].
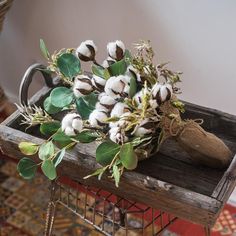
[57, 53, 81, 79]
[108, 58, 127, 76]
[43, 96, 62, 114]
[18, 142, 38, 155]
[74, 130, 99, 143]
[41, 159, 57, 180]
[38, 141, 55, 160]
[120, 143, 137, 170]
[17, 157, 37, 179]
[50, 87, 73, 108]
[40, 122, 61, 136]
[52, 130, 72, 148]
[76, 97, 94, 120]
[92, 64, 110, 80]
[96, 141, 120, 166]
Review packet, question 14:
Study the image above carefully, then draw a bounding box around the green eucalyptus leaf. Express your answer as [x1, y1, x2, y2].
[75, 97, 94, 120]
[53, 148, 66, 167]
[113, 164, 120, 187]
[41, 159, 57, 180]
[96, 141, 120, 166]
[57, 53, 81, 79]
[18, 142, 39, 156]
[52, 130, 72, 148]
[44, 96, 62, 114]
[108, 58, 127, 76]
[83, 93, 98, 108]
[50, 87, 74, 108]
[38, 141, 55, 160]
[73, 130, 99, 143]
[129, 76, 137, 98]
[83, 167, 106, 180]
[120, 143, 137, 170]
[40, 121, 61, 136]
[17, 157, 38, 180]
[40, 39, 50, 59]
[92, 64, 110, 80]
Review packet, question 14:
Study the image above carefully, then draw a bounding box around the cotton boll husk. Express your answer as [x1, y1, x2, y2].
[61, 113, 81, 131]
[95, 102, 109, 112]
[126, 65, 141, 82]
[133, 91, 143, 108]
[61, 113, 83, 136]
[107, 40, 125, 61]
[104, 76, 124, 98]
[99, 93, 116, 108]
[152, 83, 173, 104]
[73, 75, 93, 98]
[109, 127, 128, 144]
[133, 118, 154, 137]
[89, 110, 108, 127]
[76, 40, 97, 61]
[92, 75, 106, 91]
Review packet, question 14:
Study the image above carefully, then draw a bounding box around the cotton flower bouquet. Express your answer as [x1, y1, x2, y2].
[17, 39, 232, 187]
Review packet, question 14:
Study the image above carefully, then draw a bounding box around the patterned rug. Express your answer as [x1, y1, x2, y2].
[0, 157, 236, 236]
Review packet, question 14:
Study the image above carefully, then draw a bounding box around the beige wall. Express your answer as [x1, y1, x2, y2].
[0, 0, 236, 114]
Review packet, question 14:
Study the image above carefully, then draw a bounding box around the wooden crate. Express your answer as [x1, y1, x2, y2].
[1, 65, 236, 229]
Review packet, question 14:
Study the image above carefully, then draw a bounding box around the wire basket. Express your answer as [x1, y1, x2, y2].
[0, 0, 13, 32]
[45, 178, 178, 236]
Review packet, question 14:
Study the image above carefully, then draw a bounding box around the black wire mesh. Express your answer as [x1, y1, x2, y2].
[48, 178, 177, 236]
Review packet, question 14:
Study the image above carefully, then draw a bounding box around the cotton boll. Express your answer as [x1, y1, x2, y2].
[64, 127, 76, 136]
[110, 102, 130, 118]
[104, 76, 125, 98]
[61, 113, 83, 136]
[151, 83, 173, 105]
[133, 118, 154, 137]
[89, 110, 108, 127]
[126, 65, 141, 82]
[73, 75, 93, 98]
[99, 93, 117, 110]
[109, 127, 128, 144]
[102, 56, 116, 68]
[92, 75, 106, 91]
[107, 40, 125, 61]
[76, 40, 97, 61]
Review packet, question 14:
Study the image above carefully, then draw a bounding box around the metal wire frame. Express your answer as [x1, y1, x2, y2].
[44, 178, 178, 236]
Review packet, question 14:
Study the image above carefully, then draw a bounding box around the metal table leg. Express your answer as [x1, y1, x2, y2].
[44, 180, 58, 236]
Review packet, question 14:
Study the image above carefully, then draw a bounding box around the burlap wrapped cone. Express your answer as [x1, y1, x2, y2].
[160, 99, 233, 169]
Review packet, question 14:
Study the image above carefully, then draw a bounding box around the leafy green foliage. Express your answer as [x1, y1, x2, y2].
[84, 166, 108, 180]
[17, 157, 38, 179]
[38, 141, 54, 160]
[129, 76, 137, 98]
[73, 130, 99, 143]
[96, 141, 120, 165]
[108, 58, 127, 76]
[40, 39, 50, 59]
[76, 92, 98, 119]
[92, 64, 110, 80]
[120, 143, 137, 170]
[57, 53, 81, 79]
[52, 130, 72, 148]
[43, 96, 62, 114]
[40, 121, 61, 136]
[50, 87, 74, 108]
[18, 142, 39, 155]
[53, 148, 66, 167]
[41, 159, 57, 180]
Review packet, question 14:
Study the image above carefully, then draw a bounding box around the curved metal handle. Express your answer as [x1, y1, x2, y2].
[19, 63, 54, 106]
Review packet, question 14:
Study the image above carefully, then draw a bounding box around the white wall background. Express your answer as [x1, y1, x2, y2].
[0, 0, 236, 114]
